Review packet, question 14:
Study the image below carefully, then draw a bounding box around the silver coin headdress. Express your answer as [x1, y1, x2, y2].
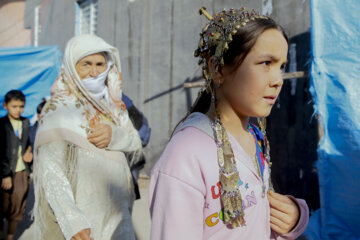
[194, 7, 268, 92]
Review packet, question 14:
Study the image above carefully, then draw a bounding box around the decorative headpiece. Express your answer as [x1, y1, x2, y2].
[194, 7, 268, 92]
[194, 7, 272, 228]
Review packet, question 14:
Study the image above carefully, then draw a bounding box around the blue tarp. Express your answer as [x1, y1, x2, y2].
[0, 46, 62, 119]
[305, 0, 360, 239]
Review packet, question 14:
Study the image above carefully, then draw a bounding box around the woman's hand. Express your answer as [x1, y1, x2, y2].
[71, 228, 93, 240]
[267, 191, 300, 235]
[87, 123, 112, 148]
[1, 177, 12, 190]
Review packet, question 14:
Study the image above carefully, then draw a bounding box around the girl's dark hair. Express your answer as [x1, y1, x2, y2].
[192, 17, 288, 115]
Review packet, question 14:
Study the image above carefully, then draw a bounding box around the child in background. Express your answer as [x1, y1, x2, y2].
[0, 90, 32, 240]
[149, 7, 309, 239]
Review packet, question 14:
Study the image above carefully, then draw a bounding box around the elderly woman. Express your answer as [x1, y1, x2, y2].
[33, 35, 142, 240]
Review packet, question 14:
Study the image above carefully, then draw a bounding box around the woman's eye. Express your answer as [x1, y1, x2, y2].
[261, 61, 271, 66]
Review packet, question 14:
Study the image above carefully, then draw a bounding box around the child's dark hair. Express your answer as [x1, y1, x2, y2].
[4, 90, 26, 103]
[37, 98, 47, 114]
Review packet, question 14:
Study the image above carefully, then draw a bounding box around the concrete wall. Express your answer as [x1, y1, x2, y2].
[271, 0, 310, 37]
[24, 0, 311, 175]
[24, 0, 75, 50]
[0, 0, 31, 47]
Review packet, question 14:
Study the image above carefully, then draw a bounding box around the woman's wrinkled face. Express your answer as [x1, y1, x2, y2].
[220, 28, 288, 118]
[75, 53, 107, 80]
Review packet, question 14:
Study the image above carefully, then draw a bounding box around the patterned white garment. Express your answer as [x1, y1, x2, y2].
[33, 34, 142, 240]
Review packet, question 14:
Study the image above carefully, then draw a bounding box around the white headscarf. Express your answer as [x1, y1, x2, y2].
[62, 34, 125, 122]
[35, 34, 130, 156]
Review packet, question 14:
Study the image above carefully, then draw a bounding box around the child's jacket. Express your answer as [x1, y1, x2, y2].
[0, 115, 31, 178]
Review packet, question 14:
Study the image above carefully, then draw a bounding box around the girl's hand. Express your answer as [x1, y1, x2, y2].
[87, 123, 112, 149]
[267, 191, 300, 235]
[1, 177, 12, 190]
[71, 228, 94, 240]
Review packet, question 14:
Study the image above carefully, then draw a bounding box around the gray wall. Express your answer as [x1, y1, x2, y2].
[25, 0, 311, 175]
[25, 0, 75, 50]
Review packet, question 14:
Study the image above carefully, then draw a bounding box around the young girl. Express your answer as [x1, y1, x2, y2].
[149, 7, 309, 240]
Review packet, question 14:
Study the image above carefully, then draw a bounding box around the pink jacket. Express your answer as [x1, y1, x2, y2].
[149, 113, 309, 240]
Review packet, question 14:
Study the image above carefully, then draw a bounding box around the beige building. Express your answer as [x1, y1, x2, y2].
[0, 0, 31, 47]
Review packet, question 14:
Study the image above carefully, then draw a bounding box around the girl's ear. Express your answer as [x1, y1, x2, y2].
[207, 56, 224, 87]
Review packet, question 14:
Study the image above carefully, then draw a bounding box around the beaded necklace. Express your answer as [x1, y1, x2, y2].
[248, 123, 273, 197]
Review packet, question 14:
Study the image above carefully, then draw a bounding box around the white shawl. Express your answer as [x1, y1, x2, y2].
[33, 35, 141, 240]
[35, 34, 135, 161]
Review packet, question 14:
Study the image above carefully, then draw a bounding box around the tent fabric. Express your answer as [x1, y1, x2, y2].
[0, 46, 62, 119]
[305, 0, 360, 239]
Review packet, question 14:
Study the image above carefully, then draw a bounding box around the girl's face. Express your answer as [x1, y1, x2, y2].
[219, 29, 288, 118]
